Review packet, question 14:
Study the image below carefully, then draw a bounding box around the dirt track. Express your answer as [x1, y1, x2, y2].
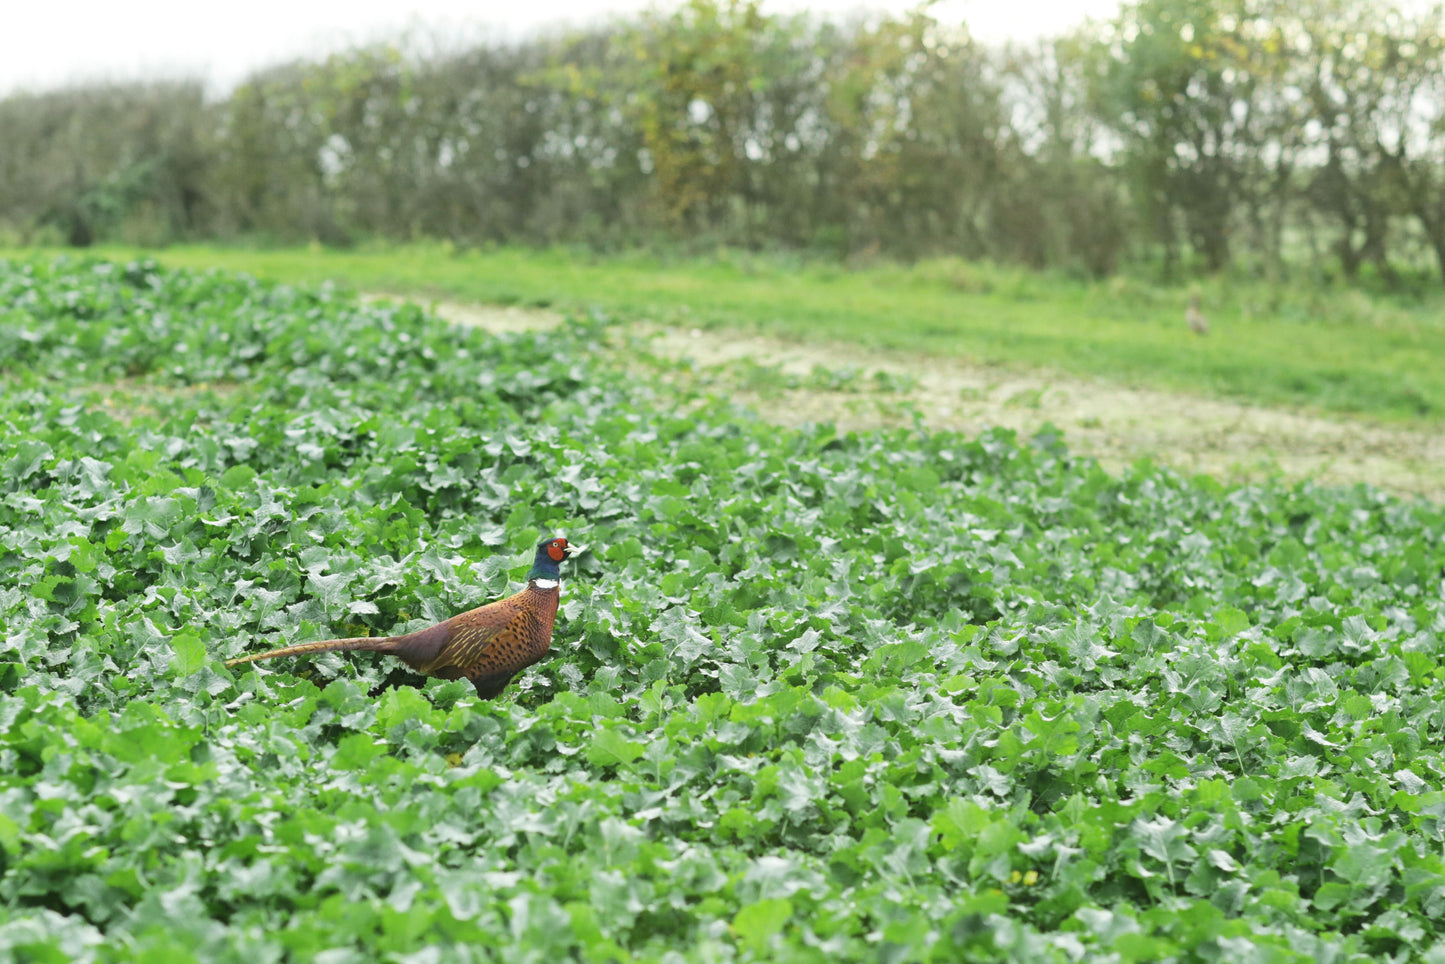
[425, 299, 1445, 502]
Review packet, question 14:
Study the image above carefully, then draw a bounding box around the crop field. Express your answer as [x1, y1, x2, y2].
[5, 256, 1445, 961]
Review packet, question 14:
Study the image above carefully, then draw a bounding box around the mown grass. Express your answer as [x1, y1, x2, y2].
[10, 242, 1445, 422]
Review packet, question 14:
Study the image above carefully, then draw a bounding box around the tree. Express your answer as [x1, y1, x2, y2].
[998, 34, 1131, 275]
[1087, 0, 1271, 274]
[1369, 5, 1445, 282]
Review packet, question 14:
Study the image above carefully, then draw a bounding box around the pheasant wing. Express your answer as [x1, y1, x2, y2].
[453, 600, 558, 700]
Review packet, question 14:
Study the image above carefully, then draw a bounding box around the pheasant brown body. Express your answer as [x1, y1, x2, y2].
[225, 537, 574, 699]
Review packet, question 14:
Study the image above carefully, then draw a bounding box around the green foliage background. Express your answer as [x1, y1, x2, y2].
[4, 258, 1445, 960]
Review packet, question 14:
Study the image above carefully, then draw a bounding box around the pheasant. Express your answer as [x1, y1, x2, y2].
[225, 536, 577, 699]
[1186, 294, 1210, 336]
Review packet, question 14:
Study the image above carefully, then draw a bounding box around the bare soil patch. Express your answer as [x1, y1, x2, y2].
[426, 299, 1445, 502]
[421, 300, 568, 334]
[80, 378, 241, 426]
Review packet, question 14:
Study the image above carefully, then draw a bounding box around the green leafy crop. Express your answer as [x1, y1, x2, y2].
[3, 256, 1445, 961]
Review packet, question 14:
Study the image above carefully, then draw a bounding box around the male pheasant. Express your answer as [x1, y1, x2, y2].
[225, 536, 576, 699]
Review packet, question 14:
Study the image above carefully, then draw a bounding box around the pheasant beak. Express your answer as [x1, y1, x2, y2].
[564, 543, 584, 558]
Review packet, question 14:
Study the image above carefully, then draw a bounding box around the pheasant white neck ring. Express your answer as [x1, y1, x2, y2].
[532, 578, 559, 590]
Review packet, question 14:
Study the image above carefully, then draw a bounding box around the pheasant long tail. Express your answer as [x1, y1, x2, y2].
[224, 635, 403, 668]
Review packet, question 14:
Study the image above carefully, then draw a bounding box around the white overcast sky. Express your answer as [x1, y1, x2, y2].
[0, 0, 1122, 97]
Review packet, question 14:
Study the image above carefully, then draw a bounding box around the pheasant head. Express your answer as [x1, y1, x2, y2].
[528, 536, 574, 586]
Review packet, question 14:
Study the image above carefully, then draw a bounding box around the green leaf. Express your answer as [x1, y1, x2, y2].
[585, 728, 645, 767]
[732, 898, 792, 954]
[1212, 606, 1250, 637]
[0, 810, 20, 856]
[170, 630, 206, 676]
